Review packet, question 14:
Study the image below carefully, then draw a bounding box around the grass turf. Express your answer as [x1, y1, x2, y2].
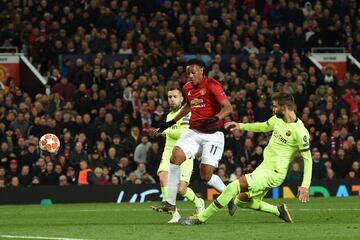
[0, 197, 359, 240]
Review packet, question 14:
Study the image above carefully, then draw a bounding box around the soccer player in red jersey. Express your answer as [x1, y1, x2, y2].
[151, 59, 237, 216]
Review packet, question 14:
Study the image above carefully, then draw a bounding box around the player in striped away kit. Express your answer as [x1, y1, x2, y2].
[151, 59, 237, 216]
[181, 92, 313, 225]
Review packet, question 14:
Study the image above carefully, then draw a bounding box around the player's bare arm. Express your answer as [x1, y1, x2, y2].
[205, 99, 232, 124]
[298, 147, 312, 203]
[216, 98, 233, 120]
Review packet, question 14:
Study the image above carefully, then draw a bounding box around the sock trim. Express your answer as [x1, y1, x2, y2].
[213, 200, 223, 209]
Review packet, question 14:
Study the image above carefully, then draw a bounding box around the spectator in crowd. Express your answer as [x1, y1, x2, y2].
[39, 161, 57, 185]
[286, 162, 302, 181]
[220, 149, 238, 176]
[0, 177, 5, 188]
[51, 77, 76, 102]
[134, 135, 151, 164]
[146, 142, 162, 178]
[6, 159, 19, 182]
[69, 142, 88, 169]
[104, 147, 119, 175]
[9, 176, 20, 187]
[77, 160, 96, 185]
[66, 166, 77, 185]
[333, 148, 353, 178]
[18, 165, 32, 186]
[111, 175, 120, 185]
[113, 168, 127, 185]
[0, 167, 6, 183]
[312, 149, 327, 179]
[134, 163, 147, 180]
[58, 175, 69, 186]
[229, 167, 243, 181]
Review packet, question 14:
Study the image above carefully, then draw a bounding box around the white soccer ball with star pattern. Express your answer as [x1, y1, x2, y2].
[39, 133, 60, 154]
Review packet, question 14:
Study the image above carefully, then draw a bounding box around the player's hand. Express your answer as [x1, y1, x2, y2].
[204, 116, 219, 124]
[297, 187, 309, 203]
[224, 121, 240, 132]
[149, 128, 161, 137]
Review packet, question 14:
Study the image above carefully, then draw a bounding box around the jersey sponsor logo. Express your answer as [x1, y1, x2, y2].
[303, 135, 308, 142]
[190, 98, 203, 105]
[200, 88, 207, 95]
[286, 130, 292, 136]
[190, 98, 205, 108]
[273, 130, 287, 144]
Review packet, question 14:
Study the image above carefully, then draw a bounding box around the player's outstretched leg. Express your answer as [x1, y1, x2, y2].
[234, 195, 293, 223]
[180, 180, 240, 225]
[206, 171, 237, 216]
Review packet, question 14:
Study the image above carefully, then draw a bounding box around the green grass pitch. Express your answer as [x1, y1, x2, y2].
[0, 197, 359, 240]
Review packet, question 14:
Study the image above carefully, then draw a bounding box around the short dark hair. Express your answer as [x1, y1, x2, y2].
[271, 92, 296, 111]
[185, 59, 205, 69]
[168, 87, 182, 92]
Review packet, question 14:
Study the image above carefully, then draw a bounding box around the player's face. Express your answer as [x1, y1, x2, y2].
[168, 89, 183, 110]
[186, 64, 204, 85]
[272, 101, 285, 119]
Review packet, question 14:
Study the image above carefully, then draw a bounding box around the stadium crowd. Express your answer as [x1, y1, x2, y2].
[0, 0, 359, 188]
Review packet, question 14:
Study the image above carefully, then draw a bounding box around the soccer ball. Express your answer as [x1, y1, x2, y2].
[39, 133, 60, 154]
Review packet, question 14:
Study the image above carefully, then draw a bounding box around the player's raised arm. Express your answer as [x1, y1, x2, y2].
[297, 129, 312, 203]
[158, 103, 190, 133]
[225, 115, 277, 133]
[163, 114, 190, 139]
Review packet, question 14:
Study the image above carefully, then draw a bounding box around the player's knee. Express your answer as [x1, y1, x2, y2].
[236, 193, 251, 208]
[170, 148, 186, 165]
[170, 155, 181, 165]
[237, 192, 250, 202]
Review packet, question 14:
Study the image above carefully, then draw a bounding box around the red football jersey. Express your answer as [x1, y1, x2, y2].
[183, 76, 228, 133]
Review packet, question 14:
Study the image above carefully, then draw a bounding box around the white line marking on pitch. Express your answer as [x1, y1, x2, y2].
[77, 208, 360, 212]
[0, 235, 88, 240]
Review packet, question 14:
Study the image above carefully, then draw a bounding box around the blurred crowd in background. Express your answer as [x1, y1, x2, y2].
[0, 0, 359, 188]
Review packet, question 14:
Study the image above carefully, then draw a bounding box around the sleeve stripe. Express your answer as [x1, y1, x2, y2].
[300, 148, 310, 152]
[180, 122, 189, 125]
